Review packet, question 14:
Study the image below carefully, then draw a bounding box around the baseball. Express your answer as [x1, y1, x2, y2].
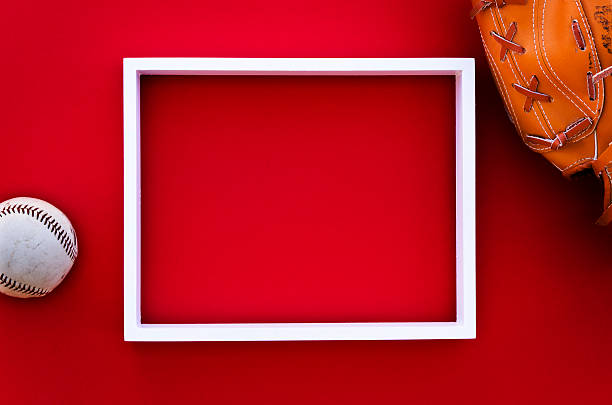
[0, 197, 78, 298]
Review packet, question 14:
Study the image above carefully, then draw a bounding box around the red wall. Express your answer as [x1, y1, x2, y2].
[1, 1, 611, 403]
[139, 74, 457, 325]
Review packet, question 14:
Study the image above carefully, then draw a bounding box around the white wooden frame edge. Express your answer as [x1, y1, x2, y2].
[123, 58, 476, 342]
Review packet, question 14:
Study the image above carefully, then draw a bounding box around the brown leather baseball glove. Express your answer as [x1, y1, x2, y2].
[471, 0, 612, 225]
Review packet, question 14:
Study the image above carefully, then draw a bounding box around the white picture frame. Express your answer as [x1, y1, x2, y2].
[123, 58, 475, 341]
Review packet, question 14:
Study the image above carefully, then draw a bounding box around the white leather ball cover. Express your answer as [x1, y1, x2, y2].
[0, 197, 78, 298]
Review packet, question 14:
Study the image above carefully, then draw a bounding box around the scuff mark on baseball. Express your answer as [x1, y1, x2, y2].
[0, 197, 78, 298]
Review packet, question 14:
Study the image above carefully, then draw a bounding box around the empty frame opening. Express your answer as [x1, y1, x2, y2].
[139, 74, 456, 324]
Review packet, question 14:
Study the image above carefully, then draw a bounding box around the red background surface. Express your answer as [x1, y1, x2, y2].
[1, 1, 612, 404]
[139, 75, 456, 324]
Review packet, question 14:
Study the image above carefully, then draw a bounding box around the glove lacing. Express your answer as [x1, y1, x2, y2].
[471, 0, 612, 224]
[472, 1, 612, 152]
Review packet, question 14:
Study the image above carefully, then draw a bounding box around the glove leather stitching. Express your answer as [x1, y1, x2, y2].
[490, 7, 554, 140]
